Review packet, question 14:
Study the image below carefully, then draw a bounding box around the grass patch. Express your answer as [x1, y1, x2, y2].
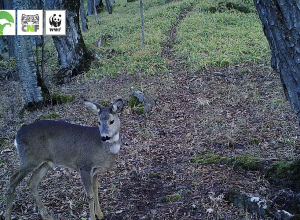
[83, 0, 197, 77]
[6, 0, 269, 79]
[175, 1, 270, 71]
[2, 1, 269, 80]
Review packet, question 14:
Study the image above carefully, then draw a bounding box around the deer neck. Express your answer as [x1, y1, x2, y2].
[104, 132, 120, 154]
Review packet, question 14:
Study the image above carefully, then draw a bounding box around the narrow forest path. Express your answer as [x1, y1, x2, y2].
[161, 6, 193, 72]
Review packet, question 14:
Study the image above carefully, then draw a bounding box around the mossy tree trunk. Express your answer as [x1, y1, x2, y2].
[254, 0, 300, 124]
[48, 0, 92, 84]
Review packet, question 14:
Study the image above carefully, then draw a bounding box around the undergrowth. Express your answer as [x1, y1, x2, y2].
[82, 0, 269, 77]
[1, 0, 270, 78]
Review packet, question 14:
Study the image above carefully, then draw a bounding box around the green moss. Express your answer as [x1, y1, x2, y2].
[36, 113, 60, 121]
[266, 161, 293, 179]
[162, 193, 181, 203]
[190, 153, 233, 164]
[128, 95, 141, 108]
[136, 106, 145, 115]
[21, 123, 28, 127]
[99, 100, 111, 106]
[148, 173, 160, 178]
[235, 155, 262, 171]
[51, 93, 75, 104]
[48, 113, 60, 118]
[265, 160, 300, 191]
[191, 153, 262, 171]
[250, 138, 260, 145]
[0, 138, 5, 149]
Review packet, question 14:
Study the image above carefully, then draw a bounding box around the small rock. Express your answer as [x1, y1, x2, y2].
[134, 90, 144, 103]
[143, 94, 156, 107]
[132, 90, 156, 114]
[133, 90, 156, 107]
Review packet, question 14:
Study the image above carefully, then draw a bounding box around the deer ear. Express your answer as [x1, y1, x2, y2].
[112, 99, 124, 113]
[84, 101, 100, 113]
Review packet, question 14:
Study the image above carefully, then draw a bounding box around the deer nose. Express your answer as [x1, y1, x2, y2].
[101, 136, 111, 142]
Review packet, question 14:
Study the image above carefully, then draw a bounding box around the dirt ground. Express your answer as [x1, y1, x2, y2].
[1, 7, 300, 220]
[1, 61, 300, 220]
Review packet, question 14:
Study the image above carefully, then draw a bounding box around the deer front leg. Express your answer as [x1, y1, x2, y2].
[93, 174, 104, 219]
[80, 170, 96, 220]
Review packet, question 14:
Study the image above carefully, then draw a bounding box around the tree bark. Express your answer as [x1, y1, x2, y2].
[87, 0, 93, 15]
[140, 0, 145, 49]
[254, 0, 300, 123]
[93, 0, 99, 24]
[14, 0, 50, 109]
[48, 0, 92, 84]
[3, 0, 15, 57]
[80, 0, 88, 32]
[105, 0, 112, 14]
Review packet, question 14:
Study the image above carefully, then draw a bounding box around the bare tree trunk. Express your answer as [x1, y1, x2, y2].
[105, 0, 112, 14]
[93, 0, 99, 24]
[80, 0, 88, 31]
[3, 0, 15, 57]
[14, 0, 50, 109]
[15, 37, 44, 109]
[87, 0, 93, 15]
[254, 0, 300, 123]
[140, 0, 145, 49]
[49, 0, 92, 84]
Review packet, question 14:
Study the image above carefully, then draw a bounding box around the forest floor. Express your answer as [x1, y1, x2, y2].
[1, 3, 300, 220]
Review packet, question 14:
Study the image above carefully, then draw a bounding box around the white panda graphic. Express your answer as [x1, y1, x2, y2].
[49, 14, 61, 27]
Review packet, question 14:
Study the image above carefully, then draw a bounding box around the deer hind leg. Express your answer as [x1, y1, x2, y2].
[93, 174, 104, 219]
[5, 165, 35, 220]
[28, 161, 53, 220]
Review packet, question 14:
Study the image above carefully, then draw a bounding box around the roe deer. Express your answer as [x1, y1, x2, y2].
[5, 99, 124, 220]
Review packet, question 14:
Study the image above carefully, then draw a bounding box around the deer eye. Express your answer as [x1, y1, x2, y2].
[110, 120, 114, 125]
[98, 121, 101, 125]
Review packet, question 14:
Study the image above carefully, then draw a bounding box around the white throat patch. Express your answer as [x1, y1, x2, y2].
[107, 133, 119, 143]
[110, 143, 121, 154]
[106, 133, 120, 154]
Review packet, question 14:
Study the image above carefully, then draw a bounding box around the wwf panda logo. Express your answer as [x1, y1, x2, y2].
[49, 14, 61, 27]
